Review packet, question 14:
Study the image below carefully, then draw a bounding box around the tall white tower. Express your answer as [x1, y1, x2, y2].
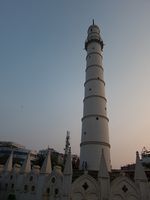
[80, 21, 111, 171]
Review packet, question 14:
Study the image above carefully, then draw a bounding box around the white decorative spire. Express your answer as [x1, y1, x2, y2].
[20, 152, 31, 174]
[40, 150, 52, 174]
[98, 149, 109, 179]
[4, 151, 13, 172]
[134, 151, 149, 200]
[63, 147, 72, 200]
[134, 151, 147, 182]
[98, 149, 110, 199]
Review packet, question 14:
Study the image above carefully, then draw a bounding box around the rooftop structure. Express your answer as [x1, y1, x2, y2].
[0, 141, 37, 165]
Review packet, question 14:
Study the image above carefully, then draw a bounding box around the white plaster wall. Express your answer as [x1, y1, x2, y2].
[84, 81, 105, 97]
[86, 67, 104, 81]
[80, 144, 110, 171]
[86, 53, 102, 67]
[71, 174, 100, 200]
[110, 176, 140, 200]
[87, 42, 101, 54]
[81, 117, 109, 143]
[83, 98, 107, 116]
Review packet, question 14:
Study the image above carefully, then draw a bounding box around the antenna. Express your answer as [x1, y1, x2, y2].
[92, 19, 94, 25]
[64, 131, 70, 164]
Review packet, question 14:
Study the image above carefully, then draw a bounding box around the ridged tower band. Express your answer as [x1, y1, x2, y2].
[80, 21, 111, 171]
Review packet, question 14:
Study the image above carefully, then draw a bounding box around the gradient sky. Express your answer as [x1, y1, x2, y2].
[0, 0, 150, 169]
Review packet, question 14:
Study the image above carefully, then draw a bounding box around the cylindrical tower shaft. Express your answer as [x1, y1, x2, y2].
[80, 22, 111, 171]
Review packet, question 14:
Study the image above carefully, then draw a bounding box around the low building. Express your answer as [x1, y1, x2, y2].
[0, 141, 37, 165]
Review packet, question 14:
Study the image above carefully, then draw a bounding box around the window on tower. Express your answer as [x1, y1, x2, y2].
[5, 183, 8, 191]
[10, 175, 13, 180]
[51, 177, 56, 183]
[24, 185, 28, 192]
[55, 188, 59, 195]
[31, 185, 35, 192]
[29, 176, 33, 181]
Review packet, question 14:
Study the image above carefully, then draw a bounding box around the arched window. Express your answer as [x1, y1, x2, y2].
[55, 188, 59, 195]
[31, 185, 35, 191]
[51, 177, 56, 183]
[29, 176, 33, 181]
[24, 184, 28, 192]
[7, 194, 16, 200]
[46, 187, 50, 194]
[5, 183, 8, 191]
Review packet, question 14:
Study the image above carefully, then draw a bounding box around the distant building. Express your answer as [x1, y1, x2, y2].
[141, 147, 150, 166]
[121, 147, 150, 170]
[38, 147, 64, 167]
[0, 141, 37, 165]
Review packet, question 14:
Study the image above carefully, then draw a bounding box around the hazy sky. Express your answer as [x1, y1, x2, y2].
[0, 0, 150, 168]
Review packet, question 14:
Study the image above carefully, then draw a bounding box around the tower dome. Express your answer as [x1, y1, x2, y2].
[85, 20, 104, 51]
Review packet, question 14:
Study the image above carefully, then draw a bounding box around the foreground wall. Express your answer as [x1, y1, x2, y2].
[0, 151, 149, 200]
